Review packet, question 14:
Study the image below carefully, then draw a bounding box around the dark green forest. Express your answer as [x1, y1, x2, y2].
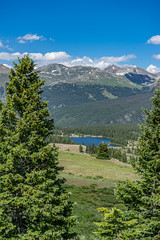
[56, 123, 140, 146]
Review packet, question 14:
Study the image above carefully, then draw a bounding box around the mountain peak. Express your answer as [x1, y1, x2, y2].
[0, 64, 10, 74]
[104, 65, 121, 73]
[104, 64, 156, 85]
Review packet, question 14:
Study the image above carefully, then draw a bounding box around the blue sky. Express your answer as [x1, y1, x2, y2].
[0, 0, 160, 72]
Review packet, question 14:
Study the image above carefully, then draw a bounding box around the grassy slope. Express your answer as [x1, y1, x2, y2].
[73, 71, 142, 87]
[59, 151, 137, 186]
[58, 150, 138, 239]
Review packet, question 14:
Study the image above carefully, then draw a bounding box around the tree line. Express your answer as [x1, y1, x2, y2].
[85, 143, 129, 163]
[47, 134, 76, 145]
[56, 123, 140, 146]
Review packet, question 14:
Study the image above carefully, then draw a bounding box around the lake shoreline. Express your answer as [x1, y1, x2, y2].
[69, 136, 117, 147]
[70, 133, 105, 138]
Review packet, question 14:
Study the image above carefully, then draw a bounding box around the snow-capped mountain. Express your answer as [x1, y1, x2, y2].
[0, 64, 10, 74]
[155, 72, 160, 79]
[104, 65, 156, 85]
[103, 65, 121, 74]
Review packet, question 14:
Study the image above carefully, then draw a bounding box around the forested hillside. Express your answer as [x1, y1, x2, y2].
[0, 63, 156, 126]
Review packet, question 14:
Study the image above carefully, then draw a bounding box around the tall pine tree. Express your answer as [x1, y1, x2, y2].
[0, 56, 75, 239]
[94, 83, 160, 239]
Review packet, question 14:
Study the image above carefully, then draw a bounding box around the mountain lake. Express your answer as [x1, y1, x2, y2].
[69, 136, 116, 147]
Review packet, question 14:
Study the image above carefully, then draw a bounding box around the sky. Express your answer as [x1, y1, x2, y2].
[0, 0, 160, 73]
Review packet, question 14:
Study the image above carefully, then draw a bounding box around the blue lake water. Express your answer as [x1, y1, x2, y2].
[69, 136, 116, 147]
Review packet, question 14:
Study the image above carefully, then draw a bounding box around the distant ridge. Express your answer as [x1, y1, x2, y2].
[36, 63, 157, 87]
[0, 63, 158, 126]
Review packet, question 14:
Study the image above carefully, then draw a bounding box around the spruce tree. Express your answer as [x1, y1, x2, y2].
[79, 145, 83, 153]
[94, 208, 137, 239]
[96, 142, 109, 159]
[0, 56, 75, 239]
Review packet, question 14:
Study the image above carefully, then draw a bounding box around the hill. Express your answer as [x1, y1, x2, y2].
[49, 92, 153, 126]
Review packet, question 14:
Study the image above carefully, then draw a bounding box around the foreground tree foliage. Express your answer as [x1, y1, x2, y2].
[94, 208, 137, 239]
[94, 83, 160, 239]
[0, 56, 75, 239]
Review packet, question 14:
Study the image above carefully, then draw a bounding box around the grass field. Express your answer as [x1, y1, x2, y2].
[57, 148, 138, 239]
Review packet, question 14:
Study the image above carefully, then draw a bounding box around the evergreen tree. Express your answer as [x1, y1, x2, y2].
[97, 142, 109, 159]
[79, 144, 83, 153]
[86, 145, 89, 153]
[94, 83, 160, 239]
[116, 84, 160, 239]
[0, 56, 75, 239]
[94, 208, 137, 239]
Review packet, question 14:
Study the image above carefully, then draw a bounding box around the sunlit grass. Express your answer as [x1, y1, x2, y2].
[59, 151, 138, 187]
[58, 150, 138, 239]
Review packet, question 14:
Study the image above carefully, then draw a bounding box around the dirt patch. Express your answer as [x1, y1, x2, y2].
[110, 158, 131, 167]
[55, 143, 86, 153]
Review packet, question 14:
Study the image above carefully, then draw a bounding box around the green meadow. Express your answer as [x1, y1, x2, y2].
[58, 150, 138, 239]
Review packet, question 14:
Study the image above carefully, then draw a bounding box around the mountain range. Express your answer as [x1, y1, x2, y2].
[0, 63, 159, 126]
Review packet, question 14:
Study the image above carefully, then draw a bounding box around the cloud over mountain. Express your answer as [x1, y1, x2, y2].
[0, 51, 136, 69]
[146, 64, 160, 73]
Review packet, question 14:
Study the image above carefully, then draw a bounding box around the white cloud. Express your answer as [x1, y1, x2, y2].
[99, 54, 136, 63]
[63, 54, 136, 69]
[146, 64, 160, 74]
[153, 54, 160, 60]
[147, 35, 160, 45]
[49, 38, 54, 41]
[0, 52, 136, 69]
[44, 52, 69, 61]
[0, 52, 22, 61]
[18, 40, 26, 44]
[0, 40, 12, 50]
[69, 56, 94, 66]
[0, 41, 4, 48]
[17, 34, 45, 43]
[0, 52, 70, 66]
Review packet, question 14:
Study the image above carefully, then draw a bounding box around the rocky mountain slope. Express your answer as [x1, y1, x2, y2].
[0, 64, 10, 101]
[104, 65, 157, 85]
[37, 63, 141, 88]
